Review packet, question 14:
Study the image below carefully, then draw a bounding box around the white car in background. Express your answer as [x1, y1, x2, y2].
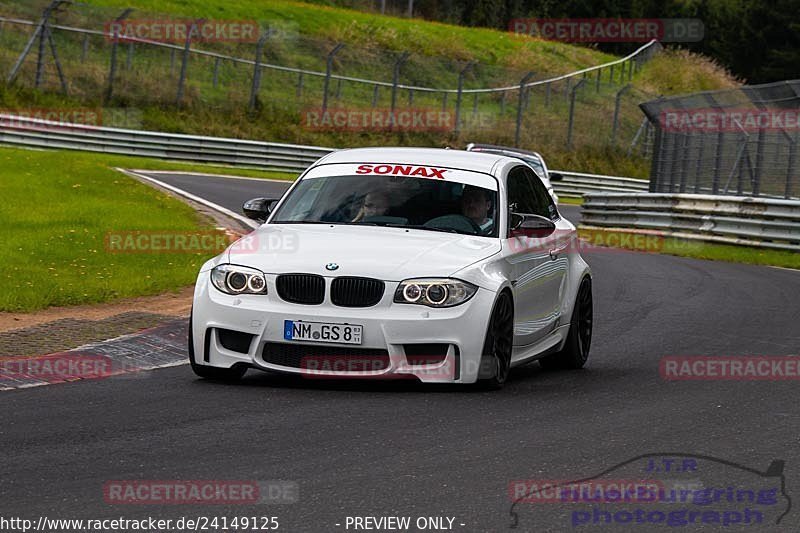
[466, 143, 562, 204]
[189, 147, 592, 389]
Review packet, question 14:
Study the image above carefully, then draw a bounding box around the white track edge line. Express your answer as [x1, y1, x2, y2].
[117, 168, 260, 229]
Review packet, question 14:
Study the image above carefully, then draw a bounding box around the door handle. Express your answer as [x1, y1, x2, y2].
[549, 243, 569, 260]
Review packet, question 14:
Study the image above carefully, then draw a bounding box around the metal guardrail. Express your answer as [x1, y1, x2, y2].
[0, 114, 332, 173]
[581, 192, 800, 251]
[554, 172, 648, 197]
[0, 114, 651, 194]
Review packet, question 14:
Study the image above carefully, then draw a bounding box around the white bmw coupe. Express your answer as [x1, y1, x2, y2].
[189, 147, 592, 388]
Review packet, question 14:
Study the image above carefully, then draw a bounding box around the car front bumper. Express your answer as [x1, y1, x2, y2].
[191, 274, 495, 384]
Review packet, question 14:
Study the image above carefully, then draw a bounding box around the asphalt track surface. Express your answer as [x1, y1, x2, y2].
[2, 172, 800, 532]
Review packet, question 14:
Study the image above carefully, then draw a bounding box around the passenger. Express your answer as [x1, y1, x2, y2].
[352, 191, 391, 222]
[460, 185, 493, 233]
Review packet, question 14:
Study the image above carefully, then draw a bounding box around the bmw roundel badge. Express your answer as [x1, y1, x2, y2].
[325, 263, 339, 271]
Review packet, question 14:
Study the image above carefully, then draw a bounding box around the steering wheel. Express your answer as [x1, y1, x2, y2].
[423, 214, 483, 235]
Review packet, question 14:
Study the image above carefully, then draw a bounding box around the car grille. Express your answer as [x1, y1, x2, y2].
[262, 342, 390, 371]
[330, 277, 385, 307]
[275, 274, 325, 305]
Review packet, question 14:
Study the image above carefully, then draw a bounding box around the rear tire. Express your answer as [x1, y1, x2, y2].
[188, 310, 247, 381]
[476, 292, 514, 390]
[539, 277, 592, 370]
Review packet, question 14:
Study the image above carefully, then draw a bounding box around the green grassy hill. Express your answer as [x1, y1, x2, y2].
[0, 0, 739, 177]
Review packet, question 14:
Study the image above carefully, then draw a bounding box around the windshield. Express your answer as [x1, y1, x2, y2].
[271, 174, 498, 237]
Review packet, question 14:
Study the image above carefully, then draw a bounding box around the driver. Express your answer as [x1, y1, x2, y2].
[352, 191, 390, 222]
[460, 185, 493, 233]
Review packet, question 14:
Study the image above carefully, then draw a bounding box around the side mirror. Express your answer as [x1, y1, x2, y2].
[549, 172, 564, 182]
[509, 213, 556, 239]
[242, 197, 280, 222]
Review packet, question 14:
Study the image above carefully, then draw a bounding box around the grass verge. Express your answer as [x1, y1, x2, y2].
[578, 227, 800, 269]
[0, 146, 288, 312]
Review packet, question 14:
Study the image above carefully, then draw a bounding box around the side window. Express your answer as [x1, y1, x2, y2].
[523, 167, 558, 220]
[506, 167, 538, 215]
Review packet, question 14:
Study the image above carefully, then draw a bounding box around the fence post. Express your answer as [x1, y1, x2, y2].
[81, 33, 89, 61]
[296, 72, 303, 97]
[104, 8, 133, 104]
[649, 126, 663, 192]
[499, 91, 506, 114]
[213, 57, 220, 88]
[753, 125, 766, 197]
[34, 6, 49, 89]
[441, 91, 447, 111]
[454, 61, 474, 135]
[8, 25, 43, 84]
[595, 69, 601, 93]
[390, 51, 410, 117]
[248, 30, 270, 112]
[693, 134, 705, 193]
[408, 88, 413, 105]
[785, 131, 797, 199]
[514, 71, 535, 148]
[176, 20, 202, 106]
[610, 84, 631, 145]
[322, 43, 344, 113]
[678, 133, 691, 192]
[712, 130, 724, 195]
[609, 64, 615, 83]
[627, 116, 648, 157]
[566, 78, 586, 150]
[126, 42, 134, 70]
[372, 84, 379, 107]
[43, 14, 68, 94]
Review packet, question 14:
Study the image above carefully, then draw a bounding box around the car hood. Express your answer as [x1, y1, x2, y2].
[226, 224, 501, 281]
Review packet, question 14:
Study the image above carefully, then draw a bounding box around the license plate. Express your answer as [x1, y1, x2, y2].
[283, 320, 363, 345]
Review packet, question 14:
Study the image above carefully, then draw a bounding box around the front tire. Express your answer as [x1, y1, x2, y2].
[476, 292, 514, 389]
[188, 310, 247, 381]
[540, 277, 592, 370]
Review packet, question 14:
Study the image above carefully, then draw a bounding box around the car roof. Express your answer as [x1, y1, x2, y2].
[466, 143, 543, 162]
[316, 147, 510, 175]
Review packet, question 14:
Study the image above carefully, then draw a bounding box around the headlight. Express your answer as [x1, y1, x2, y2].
[210, 264, 268, 295]
[393, 278, 477, 307]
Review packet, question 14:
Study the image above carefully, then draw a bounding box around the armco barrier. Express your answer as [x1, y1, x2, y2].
[554, 171, 648, 197]
[582, 192, 800, 251]
[0, 114, 332, 173]
[0, 114, 648, 194]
